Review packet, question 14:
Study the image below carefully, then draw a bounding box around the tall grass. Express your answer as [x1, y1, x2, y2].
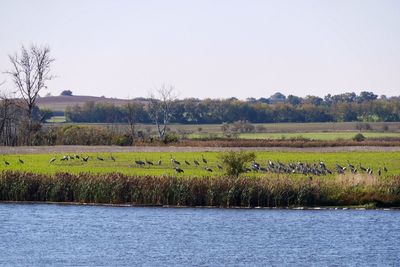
[1, 171, 399, 207]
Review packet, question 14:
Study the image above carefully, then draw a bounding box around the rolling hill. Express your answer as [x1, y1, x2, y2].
[37, 95, 132, 112]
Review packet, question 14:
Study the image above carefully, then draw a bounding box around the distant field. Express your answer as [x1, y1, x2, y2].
[188, 131, 400, 140]
[44, 121, 400, 134]
[38, 95, 131, 112]
[46, 116, 66, 123]
[1, 151, 399, 177]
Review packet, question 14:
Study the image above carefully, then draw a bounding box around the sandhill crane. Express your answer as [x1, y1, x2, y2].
[170, 155, 180, 165]
[135, 160, 145, 167]
[194, 159, 200, 167]
[175, 167, 184, 173]
[201, 154, 207, 164]
[204, 166, 213, 172]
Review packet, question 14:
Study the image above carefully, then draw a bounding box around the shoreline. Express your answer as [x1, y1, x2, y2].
[1, 201, 399, 211]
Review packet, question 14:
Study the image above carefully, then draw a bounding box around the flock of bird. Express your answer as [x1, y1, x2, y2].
[2, 153, 389, 176]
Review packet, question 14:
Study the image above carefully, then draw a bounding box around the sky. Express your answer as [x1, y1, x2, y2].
[0, 0, 399, 100]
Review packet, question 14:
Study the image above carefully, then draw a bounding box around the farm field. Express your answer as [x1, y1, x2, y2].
[1, 151, 399, 177]
[236, 132, 400, 140]
[45, 121, 400, 134]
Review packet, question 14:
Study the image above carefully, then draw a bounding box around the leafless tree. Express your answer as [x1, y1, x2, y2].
[148, 85, 177, 142]
[0, 83, 18, 145]
[125, 101, 144, 145]
[6, 44, 54, 145]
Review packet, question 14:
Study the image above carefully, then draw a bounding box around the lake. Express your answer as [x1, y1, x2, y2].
[1, 204, 399, 266]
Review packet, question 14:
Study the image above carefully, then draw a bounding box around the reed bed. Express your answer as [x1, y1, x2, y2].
[1, 171, 399, 208]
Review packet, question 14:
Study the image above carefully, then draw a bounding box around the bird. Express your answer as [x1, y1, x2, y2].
[378, 168, 382, 176]
[170, 155, 180, 165]
[18, 158, 24, 164]
[3, 159, 10, 166]
[135, 160, 145, 167]
[217, 164, 223, 170]
[383, 166, 388, 173]
[74, 154, 80, 159]
[146, 159, 154, 165]
[201, 154, 207, 164]
[157, 158, 162, 166]
[109, 155, 115, 162]
[204, 166, 213, 172]
[60, 155, 68, 161]
[82, 156, 89, 162]
[194, 159, 200, 167]
[175, 167, 184, 173]
[184, 160, 191, 166]
[49, 157, 56, 163]
[97, 155, 104, 161]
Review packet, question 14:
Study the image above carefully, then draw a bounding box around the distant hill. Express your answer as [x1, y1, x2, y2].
[37, 95, 132, 112]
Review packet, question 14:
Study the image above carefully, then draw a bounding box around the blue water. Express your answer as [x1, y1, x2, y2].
[1, 204, 400, 266]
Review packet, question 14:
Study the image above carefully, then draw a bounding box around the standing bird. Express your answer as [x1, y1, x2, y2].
[109, 155, 116, 162]
[201, 154, 207, 164]
[157, 157, 162, 166]
[135, 160, 145, 167]
[175, 167, 184, 173]
[194, 159, 200, 167]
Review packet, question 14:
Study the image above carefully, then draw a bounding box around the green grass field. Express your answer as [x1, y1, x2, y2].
[1, 151, 399, 177]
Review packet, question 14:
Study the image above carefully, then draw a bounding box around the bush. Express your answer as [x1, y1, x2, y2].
[353, 133, 366, 142]
[218, 151, 256, 178]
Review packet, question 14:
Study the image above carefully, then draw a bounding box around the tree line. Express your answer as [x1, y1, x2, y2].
[65, 92, 400, 124]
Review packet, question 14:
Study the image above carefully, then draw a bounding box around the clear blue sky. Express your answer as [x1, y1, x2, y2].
[0, 0, 399, 99]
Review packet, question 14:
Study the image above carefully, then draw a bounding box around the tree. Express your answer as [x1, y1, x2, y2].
[218, 151, 256, 178]
[60, 90, 73, 96]
[125, 101, 144, 144]
[7, 44, 54, 145]
[147, 85, 177, 142]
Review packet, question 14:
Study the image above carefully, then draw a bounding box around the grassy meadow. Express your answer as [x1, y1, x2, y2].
[1, 151, 399, 177]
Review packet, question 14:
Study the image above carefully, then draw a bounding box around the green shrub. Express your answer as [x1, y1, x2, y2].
[353, 133, 366, 142]
[218, 151, 256, 178]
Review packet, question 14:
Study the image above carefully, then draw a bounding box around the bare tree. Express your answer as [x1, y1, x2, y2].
[125, 101, 144, 145]
[6, 44, 54, 145]
[0, 83, 19, 145]
[148, 85, 177, 142]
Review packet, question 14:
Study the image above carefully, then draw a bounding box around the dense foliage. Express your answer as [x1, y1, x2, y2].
[64, 92, 400, 123]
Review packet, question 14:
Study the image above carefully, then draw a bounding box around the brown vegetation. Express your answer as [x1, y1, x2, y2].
[1, 171, 399, 207]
